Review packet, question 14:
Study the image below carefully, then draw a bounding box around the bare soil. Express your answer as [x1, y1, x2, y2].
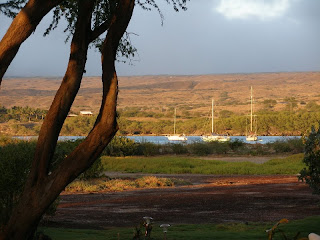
[45, 174, 320, 229]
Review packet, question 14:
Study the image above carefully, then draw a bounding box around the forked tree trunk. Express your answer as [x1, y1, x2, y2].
[0, 0, 135, 239]
[0, 0, 62, 84]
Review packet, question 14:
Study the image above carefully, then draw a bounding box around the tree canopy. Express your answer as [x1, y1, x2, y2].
[0, 0, 189, 239]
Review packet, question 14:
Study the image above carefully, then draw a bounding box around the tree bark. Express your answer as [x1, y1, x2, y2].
[0, 0, 135, 239]
[0, 0, 94, 238]
[0, 0, 63, 85]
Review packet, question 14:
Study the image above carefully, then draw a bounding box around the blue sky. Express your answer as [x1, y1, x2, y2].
[0, 0, 319, 77]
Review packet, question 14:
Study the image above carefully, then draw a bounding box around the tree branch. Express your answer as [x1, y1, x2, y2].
[0, 0, 63, 85]
[89, 19, 112, 43]
[50, 0, 135, 189]
[27, 0, 95, 186]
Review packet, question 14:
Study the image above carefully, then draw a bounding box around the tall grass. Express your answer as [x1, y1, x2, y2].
[101, 154, 305, 175]
[65, 176, 176, 193]
[39, 216, 320, 240]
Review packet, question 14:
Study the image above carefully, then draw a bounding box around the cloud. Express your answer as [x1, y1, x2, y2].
[215, 0, 290, 21]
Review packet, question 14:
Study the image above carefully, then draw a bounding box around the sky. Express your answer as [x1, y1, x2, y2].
[0, 0, 319, 77]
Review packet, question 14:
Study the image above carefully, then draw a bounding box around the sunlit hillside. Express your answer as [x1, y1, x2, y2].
[1, 72, 319, 116]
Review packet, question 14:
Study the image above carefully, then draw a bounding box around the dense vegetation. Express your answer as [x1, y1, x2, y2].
[1, 105, 320, 136]
[0, 136, 101, 227]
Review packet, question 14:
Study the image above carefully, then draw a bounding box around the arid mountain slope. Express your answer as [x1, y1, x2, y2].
[1, 72, 319, 114]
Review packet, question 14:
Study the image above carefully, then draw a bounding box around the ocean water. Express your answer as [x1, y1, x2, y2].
[14, 135, 301, 144]
[126, 135, 301, 144]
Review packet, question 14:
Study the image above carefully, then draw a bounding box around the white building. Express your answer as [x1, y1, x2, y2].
[80, 111, 93, 116]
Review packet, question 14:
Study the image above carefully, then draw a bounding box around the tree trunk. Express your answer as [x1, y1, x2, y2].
[0, 0, 135, 239]
[0, 0, 63, 85]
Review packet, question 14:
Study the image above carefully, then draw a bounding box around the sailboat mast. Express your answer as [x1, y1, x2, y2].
[250, 86, 253, 132]
[211, 98, 214, 134]
[174, 108, 176, 135]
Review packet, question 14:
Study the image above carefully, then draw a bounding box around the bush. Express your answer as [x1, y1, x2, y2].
[102, 136, 137, 156]
[228, 139, 245, 151]
[170, 143, 188, 155]
[188, 142, 213, 156]
[268, 138, 304, 154]
[0, 138, 105, 227]
[0, 141, 36, 225]
[135, 142, 160, 156]
[299, 126, 320, 194]
[209, 142, 231, 154]
[0, 134, 18, 146]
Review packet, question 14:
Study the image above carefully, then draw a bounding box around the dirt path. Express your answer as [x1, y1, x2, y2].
[45, 175, 320, 229]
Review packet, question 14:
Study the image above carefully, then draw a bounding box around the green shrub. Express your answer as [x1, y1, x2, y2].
[268, 138, 304, 154]
[299, 126, 320, 194]
[0, 141, 36, 225]
[0, 138, 104, 227]
[102, 136, 137, 156]
[170, 143, 188, 154]
[228, 139, 245, 150]
[188, 142, 231, 155]
[188, 142, 213, 155]
[209, 142, 231, 154]
[135, 142, 160, 156]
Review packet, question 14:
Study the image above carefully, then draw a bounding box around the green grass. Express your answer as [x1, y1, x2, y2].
[101, 154, 305, 175]
[39, 216, 320, 240]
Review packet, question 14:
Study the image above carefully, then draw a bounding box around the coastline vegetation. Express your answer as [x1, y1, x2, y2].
[1, 105, 320, 136]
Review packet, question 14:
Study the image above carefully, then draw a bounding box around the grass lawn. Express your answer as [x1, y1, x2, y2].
[101, 153, 305, 175]
[39, 216, 320, 240]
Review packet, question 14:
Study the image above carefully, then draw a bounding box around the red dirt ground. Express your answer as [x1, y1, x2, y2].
[45, 174, 320, 229]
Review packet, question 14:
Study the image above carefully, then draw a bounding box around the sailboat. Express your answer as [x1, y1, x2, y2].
[167, 108, 187, 141]
[246, 86, 258, 141]
[201, 98, 230, 142]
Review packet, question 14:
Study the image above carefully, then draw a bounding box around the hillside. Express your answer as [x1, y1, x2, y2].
[1, 72, 319, 115]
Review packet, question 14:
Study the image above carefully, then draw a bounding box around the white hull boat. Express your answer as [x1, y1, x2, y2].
[202, 134, 230, 142]
[246, 86, 259, 141]
[167, 108, 187, 142]
[202, 98, 230, 142]
[167, 135, 187, 141]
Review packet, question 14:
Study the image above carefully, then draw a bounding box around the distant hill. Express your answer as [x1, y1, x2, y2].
[1, 72, 319, 115]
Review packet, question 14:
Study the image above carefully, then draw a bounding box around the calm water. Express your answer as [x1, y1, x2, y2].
[15, 135, 300, 144]
[126, 136, 300, 144]
[13, 135, 298, 144]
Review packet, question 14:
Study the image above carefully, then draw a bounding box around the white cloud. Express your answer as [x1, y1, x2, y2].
[215, 0, 290, 21]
